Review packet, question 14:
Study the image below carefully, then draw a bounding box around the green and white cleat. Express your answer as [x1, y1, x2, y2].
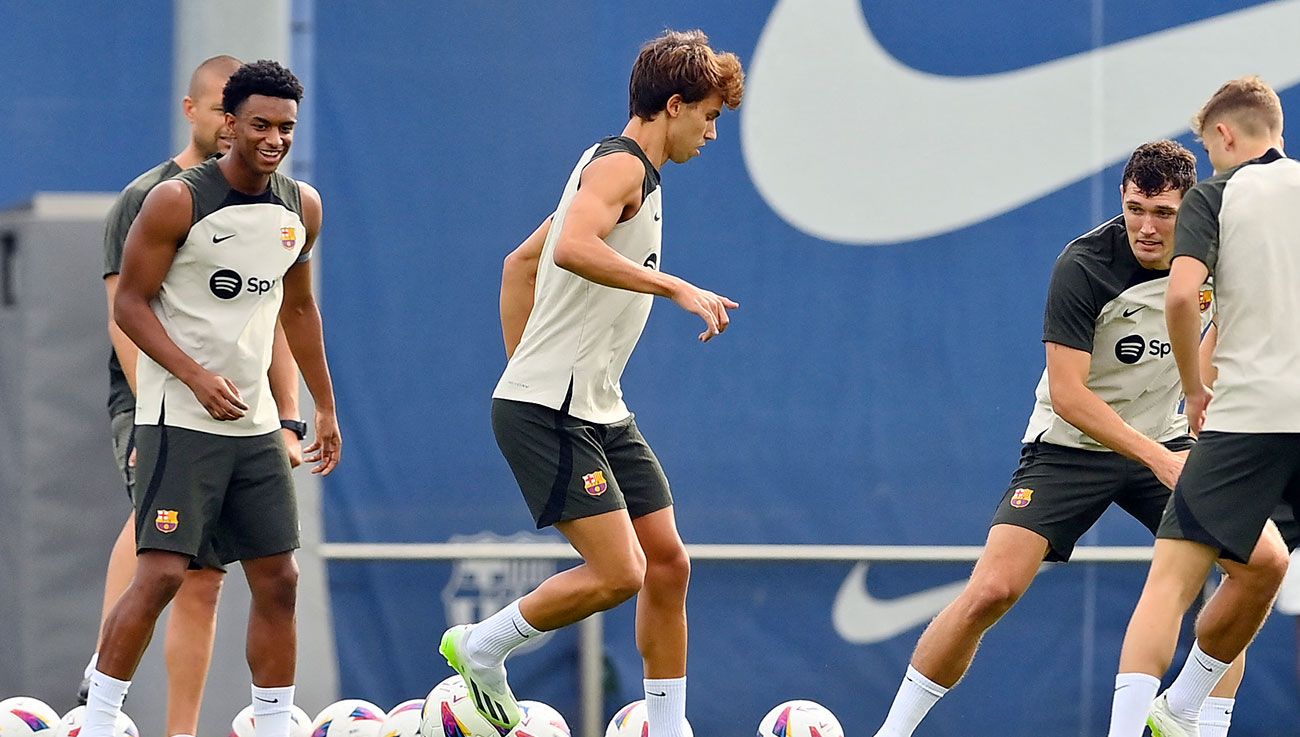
[439, 625, 522, 733]
[1147, 693, 1200, 737]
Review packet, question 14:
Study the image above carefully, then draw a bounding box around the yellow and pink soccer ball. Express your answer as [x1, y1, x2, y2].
[508, 701, 568, 737]
[378, 699, 424, 737]
[229, 704, 314, 737]
[53, 706, 138, 737]
[0, 698, 60, 737]
[756, 700, 843, 737]
[311, 700, 385, 737]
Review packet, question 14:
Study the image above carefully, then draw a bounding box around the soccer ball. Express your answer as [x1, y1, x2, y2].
[230, 704, 314, 737]
[427, 675, 468, 704]
[604, 701, 646, 737]
[378, 700, 424, 737]
[419, 679, 497, 737]
[0, 698, 60, 737]
[756, 701, 843, 737]
[311, 701, 386, 737]
[53, 706, 138, 737]
[509, 701, 569, 737]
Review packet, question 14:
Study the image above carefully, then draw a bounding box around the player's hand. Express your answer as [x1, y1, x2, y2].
[669, 279, 739, 342]
[186, 370, 248, 421]
[1151, 448, 1189, 491]
[1185, 385, 1214, 437]
[281, 428, 304, 468]
[304, 409, 341, 476]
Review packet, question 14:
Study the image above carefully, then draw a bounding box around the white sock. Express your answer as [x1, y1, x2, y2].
[1106, 673, 1159, 737]
[1166, 641, 1232, 720]
[83, 652, 99, 679]
[463, 598, 542, 667]
[645, 677, 688, 737]
[873, 665, 948, 737]
[1198, 696, 1234, 737]
[82, 670, 130, 737]
[251, 685, 295, 737]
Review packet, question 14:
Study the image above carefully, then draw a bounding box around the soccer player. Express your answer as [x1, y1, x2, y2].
[81, 60, 340, 737]
[88, 55, 308, 737]
[438, 29, 744, 737]
[1108, 76, 1299, 737]
[870, 141, 1276, 737]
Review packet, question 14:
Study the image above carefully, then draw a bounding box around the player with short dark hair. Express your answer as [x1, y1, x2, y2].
[871, 140, 1280, 737]
[1108, 75, 1299, 737]
[88, 53, 309, 737]
[437, 29, 743, 737]
[80, 59, 339, 737]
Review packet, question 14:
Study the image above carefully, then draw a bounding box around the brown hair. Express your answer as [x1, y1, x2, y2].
[629, 29, 744, 120]
[1121, 140, 1197, 197]
[1192, 76, 1283, 139]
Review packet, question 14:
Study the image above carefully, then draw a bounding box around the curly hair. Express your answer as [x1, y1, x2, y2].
[222, 59, 304, 114]
[629, 29, 744, 120]
[1121, 140, 1198, 197]
[1192, 76, 1283, 139]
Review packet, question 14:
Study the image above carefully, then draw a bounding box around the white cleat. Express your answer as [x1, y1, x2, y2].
[1147, 693, 1200, 737]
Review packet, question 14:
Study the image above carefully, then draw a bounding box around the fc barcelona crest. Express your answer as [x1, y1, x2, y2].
[155, 509, 179, 533]
[582, 470, 608, 497]
[1199, 285, 1214, 313]
[1009, 488, 1034, 509]
[280, 226, 297, 250]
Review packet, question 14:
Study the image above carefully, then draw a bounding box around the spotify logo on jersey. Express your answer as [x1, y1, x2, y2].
[1114, 335, 1146, 364]
[209, 269, 243, 300]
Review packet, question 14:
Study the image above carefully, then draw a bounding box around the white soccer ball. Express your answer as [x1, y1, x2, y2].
[229, 704, 314, 737]
[0, 698, 60, 737]
[378, 700, 424, 737]
[507, 701, 568, 737]
[54, 706, 138, 737]
[311, 701, 385, 737]
[604, 701, 646, 737]
[427, 675, 468, 704]
[756, 700, 843, 737]
[419, 680, 497, 737]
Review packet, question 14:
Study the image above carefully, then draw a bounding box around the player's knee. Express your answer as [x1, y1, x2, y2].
[961, 578, 1023, 622]
[646, 544, 690, 592]
[177, 567, 224, 611]
[600, 561, 646, 606]
[1250, 544, 1290, 591]
[136, 566, 187, 606]
[250, 559, 299, 610]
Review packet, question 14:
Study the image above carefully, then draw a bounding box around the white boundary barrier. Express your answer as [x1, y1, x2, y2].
[317, 543, 1156, 737]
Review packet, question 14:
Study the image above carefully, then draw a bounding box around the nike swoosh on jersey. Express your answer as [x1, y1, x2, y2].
[831, 563, 966, 644]
[742, 0, 1300, 244]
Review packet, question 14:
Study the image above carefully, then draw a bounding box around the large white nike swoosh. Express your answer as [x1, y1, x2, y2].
[832, 563, 966, 644]
[742, 0, 1300, 244]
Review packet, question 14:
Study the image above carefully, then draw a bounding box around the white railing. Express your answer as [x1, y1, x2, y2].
[317, 543, 1155, 737]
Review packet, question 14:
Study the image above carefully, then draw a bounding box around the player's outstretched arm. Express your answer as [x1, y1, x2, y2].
[554, 153, 738, 342]
[1046, 342, 1185, 489]
[501, 215, 551, 358]
[280, 181, 340, 475]
[1168, 255, 1212, 435]
[116, 181, 249, 421]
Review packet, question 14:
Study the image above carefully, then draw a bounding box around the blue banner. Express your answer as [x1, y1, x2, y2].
[313, 3, 1300, 735]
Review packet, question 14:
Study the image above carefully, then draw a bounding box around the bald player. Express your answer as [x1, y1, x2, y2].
[86, 55, 306, 737]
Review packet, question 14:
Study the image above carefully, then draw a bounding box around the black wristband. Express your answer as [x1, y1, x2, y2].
[280, 419, 308, 440]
